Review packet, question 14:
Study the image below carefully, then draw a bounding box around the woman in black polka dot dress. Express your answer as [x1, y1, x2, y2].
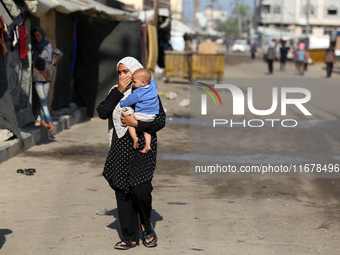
[96, 57, 165, 250]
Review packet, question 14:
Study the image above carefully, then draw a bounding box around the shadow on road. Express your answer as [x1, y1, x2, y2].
[0, 229, 12, 250]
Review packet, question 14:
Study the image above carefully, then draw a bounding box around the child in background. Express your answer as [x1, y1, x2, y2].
[120, 68, 159, 153]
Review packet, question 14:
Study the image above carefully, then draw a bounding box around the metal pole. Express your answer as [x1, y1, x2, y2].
[280, 0, 284, 38]
[306, 0, 310, 35]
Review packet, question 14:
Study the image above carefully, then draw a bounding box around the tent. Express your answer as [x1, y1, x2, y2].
[0, 0, 143, 145]
[26, 0, 133, 20]
[139, 8, 196, 51]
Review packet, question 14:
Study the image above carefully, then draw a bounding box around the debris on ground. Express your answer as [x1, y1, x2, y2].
[166, 91, 178, 100]
[179, 99, 190, 107]
[167, 202, 189, 205]
[16, 168, 36, 176]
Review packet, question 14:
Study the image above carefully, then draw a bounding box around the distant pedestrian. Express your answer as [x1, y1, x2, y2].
[226, 39, 230, 52]
[304, 49, 310, 71]
[251, 43, 257, 59]
[266, 40, 276, 74]
[325, 45, 336, 77]
[293, 48, 298, 71]
[297, 48, 306, 75]
[279, 42, 289, 71]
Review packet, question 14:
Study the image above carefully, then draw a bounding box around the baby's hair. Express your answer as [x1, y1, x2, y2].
[133, 68, 151, 83]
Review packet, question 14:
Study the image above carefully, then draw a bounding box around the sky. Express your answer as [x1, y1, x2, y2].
[182, 0, 254, 25]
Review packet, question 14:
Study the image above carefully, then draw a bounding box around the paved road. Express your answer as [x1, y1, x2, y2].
[1, 53, 340, 254]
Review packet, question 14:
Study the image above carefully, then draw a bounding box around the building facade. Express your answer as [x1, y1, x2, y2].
[255, 0, 340, 36]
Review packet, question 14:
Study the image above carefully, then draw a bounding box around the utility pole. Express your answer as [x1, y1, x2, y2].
[194, 0, 198, 28]
[305, 0, 310, 35]
[236, 0, 242, 38]
[193, 0, 201, 29]
[153, 0, 159, 28]
[280, 0, 284, 39]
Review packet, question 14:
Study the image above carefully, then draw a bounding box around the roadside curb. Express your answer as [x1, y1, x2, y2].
[0, 107, 88, 163]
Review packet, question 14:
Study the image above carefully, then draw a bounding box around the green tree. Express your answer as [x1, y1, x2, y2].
[220, 18, 239, 39]
[218, 0, 252, 38]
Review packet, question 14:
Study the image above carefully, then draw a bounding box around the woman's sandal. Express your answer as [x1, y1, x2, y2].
[114, 240, 136, 250]
[142, 229, 157, 248]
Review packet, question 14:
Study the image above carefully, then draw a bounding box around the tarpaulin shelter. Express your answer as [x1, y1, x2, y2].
[25, 0, 132, 19]
[0, 0, 30, 144]
[26, 0, 142, 117]
[0, 0, 144, 145]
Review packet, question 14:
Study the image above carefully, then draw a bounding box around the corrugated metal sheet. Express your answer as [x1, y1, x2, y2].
[25, 0, 135, 20]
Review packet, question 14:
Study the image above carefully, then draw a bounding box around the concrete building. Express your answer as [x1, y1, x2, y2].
[254, 0, 340, 37]
[119, 0, 177, 12]
[171, 0, 183, 20]
[118, 0, 183, 21]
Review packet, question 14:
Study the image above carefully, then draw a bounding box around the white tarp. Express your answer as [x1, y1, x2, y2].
[170, 19, 195, 51]
[139, 8, 170, 21]
[171, 18, 194, 34]
[308, 35, 331, 49]
[139, 7, 196, 51]
[25, 0, 133, 20]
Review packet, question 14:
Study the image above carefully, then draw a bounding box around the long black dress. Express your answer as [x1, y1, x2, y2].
[96, 87, 166, 192]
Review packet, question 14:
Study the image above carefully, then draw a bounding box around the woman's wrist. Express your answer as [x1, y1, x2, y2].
[117, 86, 124, 94]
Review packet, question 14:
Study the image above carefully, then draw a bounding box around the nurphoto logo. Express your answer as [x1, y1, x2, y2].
[196, 83, 312, 128]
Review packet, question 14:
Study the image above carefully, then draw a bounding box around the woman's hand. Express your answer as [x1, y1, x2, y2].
[117, 76, 132, 93]
[121, 112, 138, 127]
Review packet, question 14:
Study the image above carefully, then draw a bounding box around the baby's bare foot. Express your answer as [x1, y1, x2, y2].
[133, 137, 139, 149]
[140, 145, 151, 154]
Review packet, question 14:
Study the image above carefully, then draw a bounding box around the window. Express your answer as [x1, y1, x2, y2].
[328, 9, 337, 15]
[273, 5, 281, 14]
[262, 5, 270, 14]
[327, 5, 338, 15]
[302, 28, 313, 34]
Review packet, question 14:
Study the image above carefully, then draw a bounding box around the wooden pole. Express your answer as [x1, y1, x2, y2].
[153, 0, 159, 28]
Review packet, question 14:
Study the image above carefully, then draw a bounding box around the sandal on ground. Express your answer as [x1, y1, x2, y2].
[142, 229, 157, 248]
[114, 240, 136, 250]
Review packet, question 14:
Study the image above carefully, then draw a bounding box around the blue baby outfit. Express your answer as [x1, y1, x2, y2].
[120, 79, 159, 114]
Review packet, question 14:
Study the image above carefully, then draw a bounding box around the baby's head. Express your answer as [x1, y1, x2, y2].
[132, 68, 151, 88]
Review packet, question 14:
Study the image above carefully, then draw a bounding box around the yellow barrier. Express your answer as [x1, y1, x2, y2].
[164, 51, 191, 79]
[191, 54, 224, 78]
[309, 49, 326, 63]
[164, 51, 225, 80]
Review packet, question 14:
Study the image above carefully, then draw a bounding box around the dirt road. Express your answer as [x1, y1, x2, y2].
[1, 53, 340, 254]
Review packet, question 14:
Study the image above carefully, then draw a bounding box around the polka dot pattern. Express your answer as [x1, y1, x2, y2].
[98, 56, 166, 192]
[103, 126, 158, 192]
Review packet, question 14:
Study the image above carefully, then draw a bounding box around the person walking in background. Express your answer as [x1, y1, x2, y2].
[32, 27, 62, 132]
[226, 39, 230, 52]
[250, 42, 257, 59]
[304, 49, 310, 72]
[266, 40, 276, 74]
[293, 47, 298, 71]
[297, 46, 306, 75]
[262, 40, 268, 62]
[325, 45, 336, 78]
[279, 41, 289, 71]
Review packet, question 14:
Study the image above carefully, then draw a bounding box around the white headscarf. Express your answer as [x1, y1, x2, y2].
[117, 56, 144, 74]
[108, 57, 144, 145]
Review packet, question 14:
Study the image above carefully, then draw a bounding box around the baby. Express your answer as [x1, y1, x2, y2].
[120, 68, 159, 153]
